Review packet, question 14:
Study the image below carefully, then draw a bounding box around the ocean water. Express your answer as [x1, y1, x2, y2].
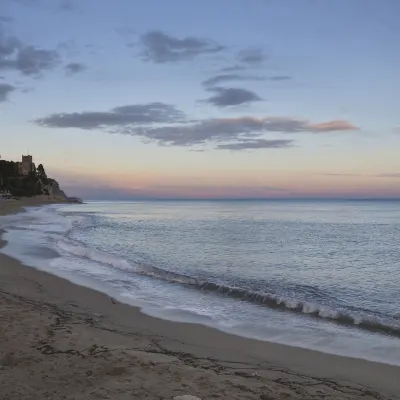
[1, 200, 400, 365]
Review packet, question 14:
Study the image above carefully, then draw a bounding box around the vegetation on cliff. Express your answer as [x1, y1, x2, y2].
[0, 160, 65, 198]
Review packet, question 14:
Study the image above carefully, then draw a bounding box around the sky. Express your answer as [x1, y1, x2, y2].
[1, 0, 400, 199]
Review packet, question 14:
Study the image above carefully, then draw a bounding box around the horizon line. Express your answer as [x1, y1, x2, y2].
[81, 197, 400, 202]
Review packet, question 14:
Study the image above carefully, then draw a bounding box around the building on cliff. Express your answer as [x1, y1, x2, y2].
[17, 155, 35, 176]
[0, 155, 72, 200]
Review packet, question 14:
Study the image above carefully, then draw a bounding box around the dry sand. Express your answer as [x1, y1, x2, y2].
[0, 201, 399, 399]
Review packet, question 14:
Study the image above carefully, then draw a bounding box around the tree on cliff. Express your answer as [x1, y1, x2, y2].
[37, 164, 48, 182]
[0, 160, 64, 198]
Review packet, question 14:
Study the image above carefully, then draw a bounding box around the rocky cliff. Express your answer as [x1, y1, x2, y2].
[41, 178, 67, 198]
[0, 160, 67, 199]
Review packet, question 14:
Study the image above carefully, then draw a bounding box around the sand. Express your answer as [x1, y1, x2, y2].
[0, 196, 67, 216]
[0, 201, 399, 399]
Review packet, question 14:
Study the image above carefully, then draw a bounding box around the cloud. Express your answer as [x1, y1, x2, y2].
[132, 117, 268, 146]
[237, 48, 266, 65]
[235, 117, 358, 133]
[35, 102, 185, 129]
[132, 116, 356, 146]
[205, 87, 262, 107]
[10, 46, 58, 75]
[219, 64, 246, 73]
[0, 30, 59, 76]
[65, 62, 85, 75]
[307, 120, 357, 132]
[203, 73, 291, 88]
[0, 82, 15, 102]
[270, 75, 291, 81]
[216, 49, 268, 75]
[216, 139, 293, 150]
[203, 73, 265, 87]
[0, 33, 20, 57]
[36, 105, 358, 150]
[139, 30, 225, 63]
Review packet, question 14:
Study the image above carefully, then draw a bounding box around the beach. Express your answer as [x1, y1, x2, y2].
[1, 202, 399, 399]
[0, 196, 68, 216]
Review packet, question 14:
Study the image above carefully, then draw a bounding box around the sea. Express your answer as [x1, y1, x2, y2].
[1, 200, 400, 365]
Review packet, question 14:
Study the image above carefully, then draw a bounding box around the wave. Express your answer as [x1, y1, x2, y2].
[194, 282, 400, 337]
[56, 239, 133, 271]
[56, 237, 400, 338]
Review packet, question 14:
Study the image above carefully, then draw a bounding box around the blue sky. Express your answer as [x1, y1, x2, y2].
[1, 0, 400, 198]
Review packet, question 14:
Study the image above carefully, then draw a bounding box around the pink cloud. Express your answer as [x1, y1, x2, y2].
[307, 120, 359, 132]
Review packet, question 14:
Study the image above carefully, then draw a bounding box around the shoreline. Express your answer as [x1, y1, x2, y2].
[1, 203, 399, 398]
[0, 196, 69, 216]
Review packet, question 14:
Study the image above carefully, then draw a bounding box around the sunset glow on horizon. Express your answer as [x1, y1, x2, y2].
[1, 0, 399, 199]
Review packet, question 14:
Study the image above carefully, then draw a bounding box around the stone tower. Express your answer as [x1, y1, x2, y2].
[18, 155, 33, 176]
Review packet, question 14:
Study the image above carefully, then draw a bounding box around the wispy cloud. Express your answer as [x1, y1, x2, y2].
[35, 102, 185, 129]
[133, 118, 273, 146]
[139, 30, 225, 63]
[237, 48, 266, 66]
[65, 62, 85, 75]
[202, 73, 265, 87]
[216, 139, 293, 150]
[215, 48, 291, 88]
[219, 64, 246, 73]
[133, 117, 358, 146]
[270, 75, 291, 81]
[0, 30, 59, 76]
[204, 87, 262, 107]
[202, 73, 291, 88]
[36, 105, 358, 150]
[308, 120, 357, 132]
[0, 82, 15, 102]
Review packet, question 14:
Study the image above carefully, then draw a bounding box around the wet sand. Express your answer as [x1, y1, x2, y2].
[0, 196, 67, 216]
[0, 202, 399, 399]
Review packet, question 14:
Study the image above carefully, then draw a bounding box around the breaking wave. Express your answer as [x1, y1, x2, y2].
[56, 237, 400, 338]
